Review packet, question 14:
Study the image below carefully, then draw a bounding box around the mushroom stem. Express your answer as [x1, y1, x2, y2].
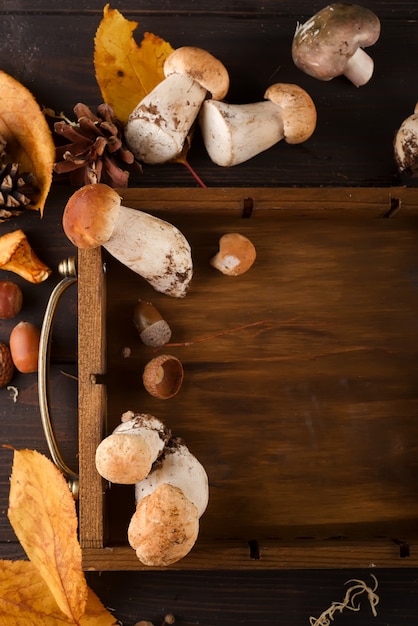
[105, 204, 193, 298]
[343, 46, 374, 88]
[199, 100, 285, 167]
[125, 74, 207, 164]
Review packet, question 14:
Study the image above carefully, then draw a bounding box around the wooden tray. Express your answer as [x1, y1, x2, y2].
[77, 186, 418, 571]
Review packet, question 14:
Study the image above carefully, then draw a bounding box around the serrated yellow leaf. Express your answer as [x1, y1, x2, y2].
[94, 3, 174, 124]
[0, 560, 118, 626]
[7, 450, 88, 624]
[0, 70, 55, 216]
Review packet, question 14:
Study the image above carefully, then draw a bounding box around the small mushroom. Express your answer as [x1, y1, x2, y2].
[62, 183, 193, 298]
[394, 103, 418, 176]
[211, 233, 256, 276]
[133, 299, 172, 347]
[292, 3, 381, 87]
[129, 441, 209, 566]
[0, 230, 51, 284]
[95, 412, 170, 484]
[142, 354, 184, 399]
[199, 83, 316, 166]
[125, 46, 229, 164]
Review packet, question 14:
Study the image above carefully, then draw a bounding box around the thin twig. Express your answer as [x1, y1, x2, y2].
[162, 319, 277, 349]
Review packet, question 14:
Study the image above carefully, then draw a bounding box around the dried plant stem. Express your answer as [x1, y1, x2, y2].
[181, 158, 207, 188]
[309, 574, 379, 625]
[162, 319, 278, 349]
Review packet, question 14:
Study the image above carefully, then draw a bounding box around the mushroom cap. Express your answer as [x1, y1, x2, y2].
[164, 46, 230, 101]
[128, 483, 199, 566]
[394, 103, 418, 175]
[211, 232, 256, 276]
[292, 3, 381, 81]
[62, 183, 121, 249]
[264, 83, 317, 144]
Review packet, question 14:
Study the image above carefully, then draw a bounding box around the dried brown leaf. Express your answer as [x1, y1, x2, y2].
[0, 70, 55, 215]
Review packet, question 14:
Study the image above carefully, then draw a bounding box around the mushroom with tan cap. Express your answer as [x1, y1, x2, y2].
[95, 411, 170, 485]
[129, 441, 209, 566]
[211, 233, 256, 276]
[394, 103, 418, 176]
[292, 3, 381, 87]
[125, 46, 230, 164]
[199, 83, 317, 167]
[62, 183, 193, 298]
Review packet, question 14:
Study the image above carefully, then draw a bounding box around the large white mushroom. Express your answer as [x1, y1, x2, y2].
[125, 46, 230, 164]
[199, 83, 317, 166]
[62, 183, 193, 298]
[394, 103, 418, 176]
[128, 441, 209, 566]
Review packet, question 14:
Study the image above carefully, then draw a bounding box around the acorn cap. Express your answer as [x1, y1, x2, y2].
[211, 232, 256, 276]
[143, 354, 184, 399]
[128, 483, 199, 566]
[164, 46, 230, 101]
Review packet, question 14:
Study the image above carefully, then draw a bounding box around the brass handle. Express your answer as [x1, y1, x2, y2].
[38, 257, 79, 499]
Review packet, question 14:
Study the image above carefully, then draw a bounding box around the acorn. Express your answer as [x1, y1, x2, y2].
[133, 299, 172, 347]
[142, 354, 184, 399]
[0, 341, 14, 387]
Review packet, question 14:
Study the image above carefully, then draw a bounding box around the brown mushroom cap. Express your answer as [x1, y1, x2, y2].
[292, 3, 381, 81]
[211, 232, 256, 276]
[95, 432, 157, 484]
[264, 83, 317, 144]
[128, 483, 199, 566]
[62, 183, 121, 249]
[164, 46, 230, 101]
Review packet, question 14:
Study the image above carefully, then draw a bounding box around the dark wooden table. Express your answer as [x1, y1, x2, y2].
[1, 2, 418, 625]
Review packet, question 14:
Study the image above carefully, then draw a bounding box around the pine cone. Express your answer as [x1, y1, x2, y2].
[53, 103, 141, 187]
[0, 134, 39, 221]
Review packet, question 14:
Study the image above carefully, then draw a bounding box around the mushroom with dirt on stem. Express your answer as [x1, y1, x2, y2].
[125, 46, 230, 165]
[129, 440, 209, 566]
[394, 102, 418, 176]
[62, 183, 193, 298]
[95, 411, 171, 485]
[199, 83, 317, 167]
[292, 3, 381, 87]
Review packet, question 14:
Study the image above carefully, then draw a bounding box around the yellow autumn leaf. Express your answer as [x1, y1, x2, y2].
[7, 449, 88, 624]
[0, 560, 118, 625]
[0, 70, 55, 216]
[94, 3, 174, 124]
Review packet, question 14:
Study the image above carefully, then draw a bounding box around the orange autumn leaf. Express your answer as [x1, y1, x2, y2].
[0, 560, 117, 625]
[7, 449, 87, 624]
[94, 3, 174, 124]
[0, 70, 55, 216]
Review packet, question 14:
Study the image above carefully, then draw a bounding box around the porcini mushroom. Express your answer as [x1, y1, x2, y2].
[292, 3, 381, 87]
[394, 103, 418, 176]
[199, 83, 317, 166]
[125, 46, 230, 164]
[95, 411, 170, 484]
[211, 233, 256, 276]
[62, 183, 193, 298]
[129, 441, 209, 566]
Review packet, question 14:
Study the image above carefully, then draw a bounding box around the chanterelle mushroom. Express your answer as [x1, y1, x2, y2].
[125, 46, 230, 164]
[62, 183, 193, 298]
[292, 3, 381, 87]
[394, 103, 418, 176]
[129, 440, 209, 566]
[199, 83, 316, 166]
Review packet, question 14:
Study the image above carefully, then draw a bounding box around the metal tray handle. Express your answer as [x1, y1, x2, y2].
[38, 257, 79, 499]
